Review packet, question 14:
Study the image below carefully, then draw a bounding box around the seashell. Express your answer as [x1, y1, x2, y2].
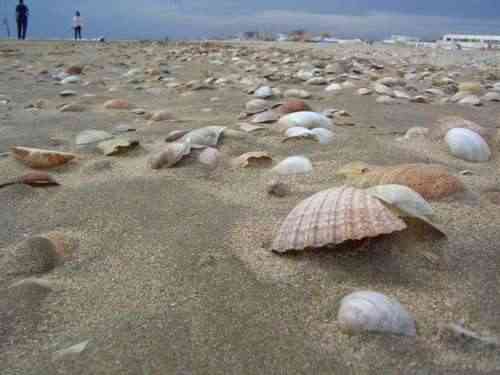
[325, 83, 343, 92]
[376, 95, 397, 104]
[394, 90, 410, 100]
[365, 184, 434, 219]
[338, 291, 416, 336]
[60, 90, 77, 97]
[6, 236, 62, 277]
[165, 129, 192, 142]
[150, 110, 175, 122]
[231, 152, 273, 168]
[283, 127, 314, 141]
[311, 128, 334, 145]
[373, 83, 394, 96]
[274, 111, 332, 133]
[357, 88, 372, 96]
[60, 103, 86, 112]
[198, 147, 220, 170]
[271, 186, 407, 253]
[97, 138, 140, 156]
[18, 172, 59, 187]
[251, 109, 280, 124]
[458, 82, 482, 94]
[307, 77, 327, 85]
[445, 128, 491, 162]
[149, 142, 191, 169]
[76, 130, 113, 146]
[103, 99, 132, 110]
[431, 117, 496, 144]
[181, 126, 226, 148]
[254, 86, 273, 98]
[284, 89, 311, 99]
[113, 124, 137, 134]
[53, 341, 90, 362]
[271, 156, 312, 176]
[276, 100, 311, 115]
[65, 65, 84, 75]
[336, 162, 465, 201]
[459, 95, 481, 106]
[61, 75, 80, 85]
[245, 99, 271, 114]
[11, 147, 76, 169]
[402, 127, 429, 140]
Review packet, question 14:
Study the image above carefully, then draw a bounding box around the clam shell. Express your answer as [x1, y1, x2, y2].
[231, 152, 272, 168]
[284, 127, 314, 141]
[273, 111, 332, 133]
[271, 156, 312, 176]
[445, 128, 491, 162]
[272, 186, 407, 252]
[245, 99, 270, 114]
[311, 128, 334, 145]
[254, 86, 273, 99]
[198, 147, 220, 170]
[338, 291, 416, 336]
[252, 110, 280, 124]
[432, 117, 496, 143]
[337, 162, 465, 201]
[181, 126, 226, 148]
[149, 142, 191, 169]
[276, 100, 311, 115]
[11, 147, 76, 169]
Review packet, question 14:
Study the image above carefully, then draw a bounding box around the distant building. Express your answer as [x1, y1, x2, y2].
[441, 34, 500, 49]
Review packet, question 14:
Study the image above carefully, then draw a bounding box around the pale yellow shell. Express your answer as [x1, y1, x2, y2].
[272, 186, 407, 253]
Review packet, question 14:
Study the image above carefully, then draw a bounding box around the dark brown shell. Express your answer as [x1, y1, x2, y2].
[276, 100, 312, 115]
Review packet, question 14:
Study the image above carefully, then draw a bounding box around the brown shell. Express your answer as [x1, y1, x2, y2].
[11, 147, 76, 169]
[103, 99, 132, 110]
[65, 65, 83, 75]
[251, 110, 280, 124]
[337, 162, 465, 201]
[276, 100, 312, 115]
[231, 152, 273, 168]
[272, 186, 407, 253]
[18, 172, 60, 187]
[431, 117, 496, 144]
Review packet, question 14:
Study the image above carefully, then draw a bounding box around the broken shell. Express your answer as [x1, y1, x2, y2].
[338, 291, 416, 336]
[198, 147, 220, 170]
[272, 186, 407, 252]
[445, 128, 491, 163]
[181, 126, 225, 148]
[252, 109, 280, 124]
[337, 162, 465, 201]
[231, 152, 272, 168]
[274, 111, 332, 133]
[149, 142, 191, 169]
[11, 147, 76, 169]
[97, 138, 140, 156]
[271, 156, 313, 176]
[245, 99, 271, 114]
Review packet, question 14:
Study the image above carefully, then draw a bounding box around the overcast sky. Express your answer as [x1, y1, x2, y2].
[4, 0, 500, 40]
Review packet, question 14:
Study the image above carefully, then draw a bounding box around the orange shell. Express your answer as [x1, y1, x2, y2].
[11, 147, 76, 169]
[272, 186, 407, 252]
[276, 100, 312, 115]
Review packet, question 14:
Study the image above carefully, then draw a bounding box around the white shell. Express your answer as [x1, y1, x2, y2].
[284, 127, 314, 138]
[181, 126, 226, 148]
[325, 83, 343, 92]
[338, 291, 416, 336]
[272, 156, 312, 176]
[61, 75, 80, 84]
[275, 111, 332, 132]
[254, 86, 273, 98]
[445, 128, 491, 162]
[310, 128, 334, 145]
[366, 184, 434, 219]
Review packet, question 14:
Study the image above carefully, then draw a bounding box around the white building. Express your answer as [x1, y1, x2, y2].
[441, 34, 500, 49]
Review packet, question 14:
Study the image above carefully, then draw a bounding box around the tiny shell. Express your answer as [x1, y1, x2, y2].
[97, 138, 140, 156]
[272, 186, 407, 252]
[254, 86, 273, 98]
[151, 110, 175, 122]
[445, 128, 491, 162]
[149, 142, 191, 169]
[271, 156, 312, 176]
[11, 147, 76, 169]
[338, 291, 416, 336]
[231, 152, 272, 168]
[274, 111, 332, 133]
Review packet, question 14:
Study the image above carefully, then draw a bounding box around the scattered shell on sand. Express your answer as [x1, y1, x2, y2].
[150, 110, 175, 122]
[274, 111, 332, 133]
[181, 126, 225, 148]
[11, 146, 76, 169]
[76, 130, 113, 146]
[271, 156, 313, 176]
[60, 103, 86, 112]
[272, 186, 407, 253]
[104, 99, 133, 110]
[432, 117, 496, 144]
[97, 138, 140, 156]
[231, 152, 273, 168]
[254, 86, 273, 99]
[252, 110, 280, 124]
[445, 128, 491, 163]
[245, 99, 271, 114]
[198, 147, 220, 170]
[338, 291, 417, 336]
[149, 142, 191, 169]
[275, 99, 311, 115]
[311, 128, 334, 144]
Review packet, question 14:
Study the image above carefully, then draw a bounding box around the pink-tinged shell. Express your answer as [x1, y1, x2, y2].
[231, 152, 273, 168]
[251, 110, 280, 124]
[11, 147, 76, 169]
[198, 147, 220, 170]
[103, 99, 132, 110]
[272, 186, 407, 253]
[431, 117, 496, 144]
[18, 172, 60, 187]
[276, 100, 312, 115]
[149, 142, 191, 169]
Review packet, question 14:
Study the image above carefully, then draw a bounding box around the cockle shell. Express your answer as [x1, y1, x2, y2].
[272, 186, 407, 253]
[338, 291, 417, 336]
[337, 162, 465, 200]
[271, 156, 313, 176]
[180, 126, 226, 148]
[432, 117, 496, 143]
[11, 147, 76, 169]
[231, 152, 273, 168]
[273, 111, 332, 133]
[149, 142, 191, 169]
[445, 128, 491, 162]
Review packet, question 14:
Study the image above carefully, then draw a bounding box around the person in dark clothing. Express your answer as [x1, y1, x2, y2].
[73, 11, 82, 40]
[15, 0, 29, 40]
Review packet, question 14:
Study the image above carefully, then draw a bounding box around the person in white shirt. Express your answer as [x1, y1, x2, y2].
[73, 11, 82, 40]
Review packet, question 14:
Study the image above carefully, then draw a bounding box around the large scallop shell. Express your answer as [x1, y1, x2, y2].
[445, 128, 491, 162]
[338, 291, 417, 336]
[271, 186, 407, 253]
[337, 162, 465, 200]
[431, 117, 496, 144]
[273, 111, 332, 133]
[11, 147, 76, 169]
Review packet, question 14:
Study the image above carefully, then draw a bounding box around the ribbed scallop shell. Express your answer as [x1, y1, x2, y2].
[271, 186, 407, 253]
[11, 147, 76, 169]
[273, 111, 332, 133]
[445, 128, 491, 162]
[338, 291, 416, 336]
[337, 162, 465, 201]
[431, 117, 496, 144]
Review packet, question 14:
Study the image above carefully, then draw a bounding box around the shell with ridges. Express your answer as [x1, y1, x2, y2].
[272, 186, 407, 252]
[445, 128, 491, 162]
[338, 291, 416, 336]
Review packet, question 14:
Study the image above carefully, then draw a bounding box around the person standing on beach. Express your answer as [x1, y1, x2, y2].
[15, 0, 29, 40]
[73, 11, 82, 40]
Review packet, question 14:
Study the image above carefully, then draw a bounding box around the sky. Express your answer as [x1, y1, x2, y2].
[2, 0, 500, 40]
